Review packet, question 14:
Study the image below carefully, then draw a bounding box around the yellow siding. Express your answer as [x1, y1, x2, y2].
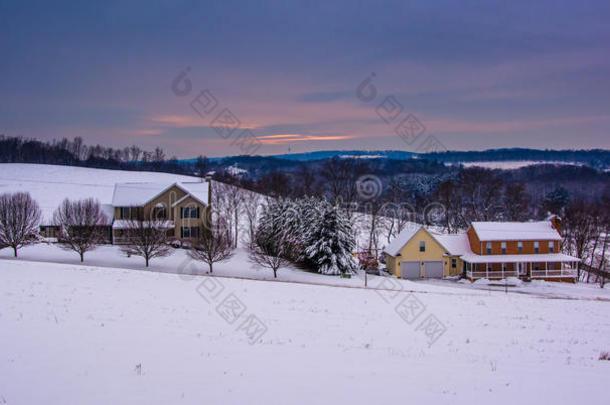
[113, 185, 210, 241]
[145, 186, 188, 221]
[385, 228, 460, 278]
[173, 195, 209, 240]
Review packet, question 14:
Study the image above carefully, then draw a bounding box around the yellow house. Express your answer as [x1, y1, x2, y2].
[384, 226, 468, 279]
[111, 181, 211, 244]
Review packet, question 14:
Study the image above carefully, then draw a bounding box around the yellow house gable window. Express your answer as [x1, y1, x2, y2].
[419, 241, 425, 252]
[181, 206, 199, 219]
[152, 204, 166, 219]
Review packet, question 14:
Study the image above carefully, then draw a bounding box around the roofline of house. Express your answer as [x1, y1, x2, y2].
[112, 182, 208, 208]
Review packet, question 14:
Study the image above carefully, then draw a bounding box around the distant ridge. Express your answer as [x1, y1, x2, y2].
[269, 150, 417, 161]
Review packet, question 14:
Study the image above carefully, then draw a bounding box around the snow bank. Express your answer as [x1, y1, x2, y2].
[1, 259, 609, 404]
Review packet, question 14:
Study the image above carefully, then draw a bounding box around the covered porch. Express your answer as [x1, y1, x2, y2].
[461, 253, 580, 282]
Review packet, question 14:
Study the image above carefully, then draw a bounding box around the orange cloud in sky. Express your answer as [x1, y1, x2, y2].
[258, 134, 354, 144]
[151, 115, 203, 127]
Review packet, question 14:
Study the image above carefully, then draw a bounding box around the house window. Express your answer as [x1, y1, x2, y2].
[419, 241, 425, 252]
[501, 242, 506, 254]
[152, 205, 166, 219]
[502, 262, 506, 272]
[180, 226, 200, 238]
[181, 206, 199, 219]
[549, 241, 554, 253]
[518, 241, 523, 252]
[486, 263, 492, 271]
[534, 241, 539, 253]
[486, 242, 492, 254]
[120, 207, 137, 219]
[451, 258, 456, 268]
[548, 263, 554, 270]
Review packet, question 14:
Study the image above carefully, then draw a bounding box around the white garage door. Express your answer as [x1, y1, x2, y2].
[400, 261, 420, 279]
[423, 261, 443, 278]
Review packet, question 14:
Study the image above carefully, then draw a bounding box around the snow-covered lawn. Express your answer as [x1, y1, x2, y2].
[0, 243, 481, 298]
[1, 259, 609, 404]
[3, 243, 609, 300]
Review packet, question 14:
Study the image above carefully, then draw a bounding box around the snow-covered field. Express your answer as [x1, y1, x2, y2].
[2, 163, 610, 404]
[453, 161, 584, 170]
[1, 258, 609, 405]
[2, 243, 609, 300]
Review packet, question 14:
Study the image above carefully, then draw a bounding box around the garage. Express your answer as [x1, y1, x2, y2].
[423, 261, 444, 278]
[400, 261, 420, 279]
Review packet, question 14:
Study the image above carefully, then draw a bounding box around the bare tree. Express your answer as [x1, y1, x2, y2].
[293, 164, 317, 197]
[248, 230, 290, 278]
[213, 181, 244, 247]
[319, 157, 368, 218]
[563, 199, 598, 279]
[53, 198, 109, 262]
[458, 167, 504, 223]
[242, 190, 262, 247]
[120, 218, 173, 266]
[194, 155, 210, 177]
[503, 182, 531, 221]
[0, 192, 41, 257]
[129, 145, 142, 162]
[434, 180, 462, 233]
[188, 221, 234, 273]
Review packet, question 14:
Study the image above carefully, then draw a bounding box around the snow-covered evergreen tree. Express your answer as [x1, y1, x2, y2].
[304, 204, 357, 275]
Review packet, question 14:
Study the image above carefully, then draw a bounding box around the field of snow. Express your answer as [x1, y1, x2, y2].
[3, 243, 609, 301]
[2, 163, 610, 404]
[1, 259, 609, 404]
[454, 161, 584, 170]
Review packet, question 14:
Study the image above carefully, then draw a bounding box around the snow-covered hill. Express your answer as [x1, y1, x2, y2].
[1, 259, 609, 404]
[456, 160, 585, 170]
[0, 163, 202, 222]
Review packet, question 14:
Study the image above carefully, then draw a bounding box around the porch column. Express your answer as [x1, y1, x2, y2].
[486, 263, 489, 279]
[545, 262, 548, 277]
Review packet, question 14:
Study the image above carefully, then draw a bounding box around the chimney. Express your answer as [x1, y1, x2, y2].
[548, 214, 562, 236]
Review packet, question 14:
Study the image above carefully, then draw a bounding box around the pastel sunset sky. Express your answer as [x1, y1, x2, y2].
[2, 0, 609, 157]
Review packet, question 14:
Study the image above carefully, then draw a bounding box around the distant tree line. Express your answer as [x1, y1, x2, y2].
[0, 135, 211, 177]
[426, 148, 610, 170]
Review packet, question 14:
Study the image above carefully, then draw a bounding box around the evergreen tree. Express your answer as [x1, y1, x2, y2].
[304, 204, 357, 275]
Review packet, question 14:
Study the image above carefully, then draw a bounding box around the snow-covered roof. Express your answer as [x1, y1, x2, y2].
[384, 225, 423, 256]
[101, 204, 115, 222]
[471, 221, 560, 241]
[177, 182, 210, 206]
[112, 183, 171, 206]
[460, 252, 580, 263]
[386, 226, 473, 257]
[433, 232, 472, 256]
[112, 182, 209, 207]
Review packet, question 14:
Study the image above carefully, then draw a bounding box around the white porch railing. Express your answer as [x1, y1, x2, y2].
[467, 270, 518, 280]
[467, 267, 577, 280]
